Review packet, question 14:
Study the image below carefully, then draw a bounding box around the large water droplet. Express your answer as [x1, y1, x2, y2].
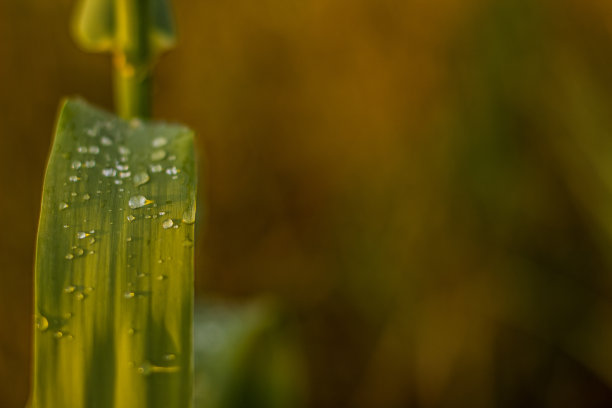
[182, 203, 196, 225]
[133, 171, 150, 187]
[35, 315, 49, 331]
[151, 150, 166, 161]
[162, 219, 174, 229]
[152, 137, 168, 148]
[150, 164, 163, 173]
[128, 195, 153, 209]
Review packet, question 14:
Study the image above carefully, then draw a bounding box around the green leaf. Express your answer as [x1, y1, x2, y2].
[32, 98, 196, 408]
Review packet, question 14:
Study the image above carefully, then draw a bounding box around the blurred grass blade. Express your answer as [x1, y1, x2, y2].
[33, 99, 195, 408]
[72, 0, 176, 53]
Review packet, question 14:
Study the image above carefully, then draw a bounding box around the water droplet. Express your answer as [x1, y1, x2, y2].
[100, 136, 113, 146]
[84, 160, 96, 168]
[59, 202, 69, 211]
[77, 146, 87, 153]
[114, 179, 123, 185]
[168, 155, 176, 161]
[75, 292, 86, 301]
[165, 166, 179, 175]
[53, 331, 63, 339]
[64, 285, 76, 294]
[128, 328, 136, 335]
[128, 195, 153, 209]
[158, 211, 166, 216]
[75, 248, 84, 256]
[63, 224, 70, 229]
[71, 160, 82, 169]
[69, 175, 80, 182]
[126, 237, 132, 242]
[86, 126, 99, 137]
[124, 291, 135, 299]
[65, 253, 74, 260]
[126, 215, 135, 222]
[130, 118, 143, 128]
[137, 361, 152, 375]
[89, 145, 100, 154]
[151, 150, 166, 161]
[77, 231, 90, 239]
[182, 204, 196, 225]
[119, 171, 131, 179]
[35, 315, 49, 331]
[116, 163, 129, 171]
[88, 237, 96, 245]
[163, 354, 176, 361]
[71, 192, 78, 197]
[102, 168, 116, 177]
[150, 164, 163, 173]
[133, 171, 150, 187]
[156, 274, 167, 281]
[152, 137, 168, 148]
[118, 146, 131, 155]
[162, 219, 174, 229]
[82, 193, 91, 201]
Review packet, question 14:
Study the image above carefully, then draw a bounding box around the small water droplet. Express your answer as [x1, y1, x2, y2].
[100, 136, 113, 146]
[116, 163, 129, 171]
[128, 195, 153, 209]
[77, 146, 87, 153]
[114, 179, 123, 185]
[59, 202, 69, 211]
[127, 214, 135, 222]
[76, 248, 84, 256]
[133, 171, 150, 187]
[118, 146, 131, 155]
[119, 171, 131, 179]
[102, 168, 116, 177]
[35, 315, 49, 331]
[165, 166, 179, 175]
[88, 145, 100, 154]
[77, 231, 90, 239]
[82, 193, 91, 201]
[71, 192, 78, 197]
[151, 150, 166, 161]
[88, 237, 96, 245]
[162, 219, 174, 229]
[65, 253, 74, 260]
[69, 175, 80, 182]
[84, 160, 96, 168]
[124, 291, 135, 299]
[128, 328, 136, 335]
[152, 137, 168, 148]
[75, 292, 86, 301]
[168, 155, 176, 161]
[126, 237, 132, 242]
[156, 274, 167, 281]
[137, 361, 152, 375]
[71, 160, 82, 169]
[53, 331, 63, 339]
[150, 164, 163, 173]
[64, 285, 76, 294]
[63, 224, 70, 229]
[163, 354, 176, 361]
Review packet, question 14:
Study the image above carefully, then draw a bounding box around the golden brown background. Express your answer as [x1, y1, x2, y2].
[3, 0, 612, 407]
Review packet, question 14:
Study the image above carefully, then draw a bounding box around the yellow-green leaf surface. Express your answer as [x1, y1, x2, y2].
[33, 99, 195, 408]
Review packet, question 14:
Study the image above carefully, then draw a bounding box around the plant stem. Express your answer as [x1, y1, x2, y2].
[114, 0, 152, 119]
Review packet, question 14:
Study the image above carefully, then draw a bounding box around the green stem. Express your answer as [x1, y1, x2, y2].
[114, 0, 152, 119]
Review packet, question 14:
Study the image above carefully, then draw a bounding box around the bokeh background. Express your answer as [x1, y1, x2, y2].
[3, 0, 612, 406]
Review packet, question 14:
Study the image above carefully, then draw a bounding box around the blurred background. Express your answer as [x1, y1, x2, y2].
[3, 0, 612, 406]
